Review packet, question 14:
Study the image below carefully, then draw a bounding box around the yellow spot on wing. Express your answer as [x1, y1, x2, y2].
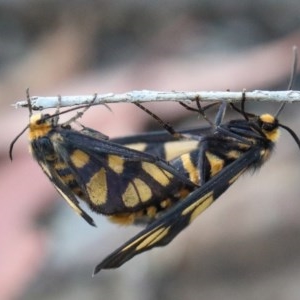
[122, 178, 152, 207]
[181, 153, 199, 184]
[122, 182, 139, 207]
[125, 143, 147, 152]
[182, 191, 213, 223]
[205, 151, 224, 177]
[121, 227, 170, 252]
[189, 194, 214, 223]
[226, 150, 241, 159]
[237, 142, 251, 150]
[60, 174, 75, 183]
[136, 227, 170, 250]
[135, 178, 152, 202]
[54, 161, 68, 170]
[86, 168, 107, 205]
[55, 186, 84, 217]
[108, 155, 124, 174]
[164, 140, 198, 161]
[71, 150, 90, 168]
[142, 162, 172, 186]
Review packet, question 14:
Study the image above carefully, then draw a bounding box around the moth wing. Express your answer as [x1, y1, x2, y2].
[93, 148, 260, 273]
[56, 130, 195, 216]
[37, 160, 96, 226]
[62, 129, 198, 183]
[111, 127, 212, 161]
[52, 177, 96, 226]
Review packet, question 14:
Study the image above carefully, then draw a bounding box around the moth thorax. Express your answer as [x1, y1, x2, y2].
[29, 114, 52, 141]
[259, 114, 280, 143]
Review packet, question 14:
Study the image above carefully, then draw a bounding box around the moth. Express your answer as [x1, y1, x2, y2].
[93, 98, 300, 274]
[9, 93, 197, 227]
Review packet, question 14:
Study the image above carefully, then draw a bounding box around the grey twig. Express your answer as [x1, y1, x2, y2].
[13, 90, 300, 110]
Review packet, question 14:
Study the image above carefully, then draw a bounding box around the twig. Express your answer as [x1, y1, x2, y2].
[13, 90, 300, 110]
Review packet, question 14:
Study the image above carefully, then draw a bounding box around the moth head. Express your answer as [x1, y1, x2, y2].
[257, 113, 280, 142]
[28, 113, 54, 141]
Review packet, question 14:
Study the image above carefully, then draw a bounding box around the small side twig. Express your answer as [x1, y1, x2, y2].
[13, 90, 300, 111]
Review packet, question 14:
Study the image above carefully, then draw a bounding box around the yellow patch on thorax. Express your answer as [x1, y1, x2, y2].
[260, 114, 280, 142]
[29, 114, 52, 141]
[264, 129, 280, 142]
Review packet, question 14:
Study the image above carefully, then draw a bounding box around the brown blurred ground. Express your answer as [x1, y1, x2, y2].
[1, 1, 300, 300]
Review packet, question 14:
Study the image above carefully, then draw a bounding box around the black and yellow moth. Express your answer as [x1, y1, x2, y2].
[9, 95, 199, 227]
[93, 100, 300, 274]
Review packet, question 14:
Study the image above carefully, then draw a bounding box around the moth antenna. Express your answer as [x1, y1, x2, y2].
[287, 46, 298, 91]
[9, 124, 29, 161]
[276, 47, 300, 150]
[9, 88, 33, 160]
[275, 46, 298, 118]
[279, 123, 300, 149]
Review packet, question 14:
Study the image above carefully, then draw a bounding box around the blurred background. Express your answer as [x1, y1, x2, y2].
[1, 1, 300, 299]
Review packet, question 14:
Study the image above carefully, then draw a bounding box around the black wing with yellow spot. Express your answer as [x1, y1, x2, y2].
[29, 116, 197, 226]
[93, 110, 300, 273]
[93, 149, 260, 272]
[58, 129, 197, 211]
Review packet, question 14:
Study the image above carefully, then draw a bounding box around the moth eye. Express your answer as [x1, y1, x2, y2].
[262, 122, 273, 130]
